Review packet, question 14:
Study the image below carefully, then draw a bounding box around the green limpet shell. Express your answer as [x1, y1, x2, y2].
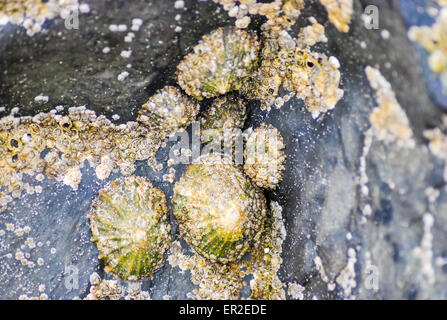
[137, 86, 200, 136]
[88, 175, 171, 281]
[172, 153, 267, 264]
[200, 95, 247, 144]
[244, 123, 286, 189]
[176, 26, 260, 100]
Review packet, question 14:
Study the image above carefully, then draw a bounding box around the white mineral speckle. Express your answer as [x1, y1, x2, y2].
[117, 71, 130, 81]
[34, 95, 49, 103]
[381, 29, 390, 40]
[174, 0, 185, 9]
[79, 4, 90, 14]
[120, 49, 132, 58]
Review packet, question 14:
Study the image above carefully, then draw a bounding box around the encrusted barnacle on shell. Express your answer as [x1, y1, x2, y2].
[171, 153, 267, 264]
[88, 175, 172, 281]
[244, 123, 286, 189]
[137, 86, 200, 136]
[200, 94, 247, 144]
[284, 50, 344, 118]
[176, 26, 260, 100]
[240, 32, 290, 110]
[240, 29, 343, 117]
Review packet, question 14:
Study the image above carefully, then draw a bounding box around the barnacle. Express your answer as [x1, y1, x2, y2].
[0, 106, 168, 207]
[137, 86, 200, 136]
[284, 49, 344, 118]
[200, 94, 247, 144]
[244, 123, 286, 189]
[176, 26, 260, 100]
[88, 175, 171, 281]
[319, 0, 353, 33]
[172, 153, 267, 264]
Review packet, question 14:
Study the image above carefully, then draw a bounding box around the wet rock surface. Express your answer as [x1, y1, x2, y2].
[1, 0, 447, 299]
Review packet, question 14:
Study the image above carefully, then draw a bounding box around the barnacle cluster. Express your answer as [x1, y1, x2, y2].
[0, 0, 80, 36]
[318, 0, 353, 33]
[0, 106, 180, 212]
[176, 26, 260, 100]
[137, 86, 200, 137]
[212, 0, 352, 34]
[408, 8, 447, 88]
[244, 123, 286, 189]
[200, 94, 246, 144]
[240, 25, 343, 117]
[211, 0, 304, 31]
[365, 66, 414, 148]
[88, 175, 171, 280]
[172, 153, 267, 264]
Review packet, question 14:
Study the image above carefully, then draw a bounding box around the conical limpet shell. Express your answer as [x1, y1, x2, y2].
[88, 175, 171, 281]
[244, 123, 286, 190]
[176, 26, 260, 100]
[172, 153, 267, 264]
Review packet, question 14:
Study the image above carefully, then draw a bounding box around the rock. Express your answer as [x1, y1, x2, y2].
[1, 0, 447, 300]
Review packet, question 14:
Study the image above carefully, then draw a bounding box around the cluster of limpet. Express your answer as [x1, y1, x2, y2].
[200, 94, 247, 144]
[137, 86, 200, 137]
[244, 123, 286, 190]
[88, 175, 171, 281]
[171, 153, 267, 264]
[176, 26, 260, 100]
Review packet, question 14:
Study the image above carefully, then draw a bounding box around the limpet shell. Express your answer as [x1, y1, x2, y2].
[176, 26, 260, 100]
[172, 153, 267, 264]
[244, 123, 286, 189]
[88, 175, 171, 280]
